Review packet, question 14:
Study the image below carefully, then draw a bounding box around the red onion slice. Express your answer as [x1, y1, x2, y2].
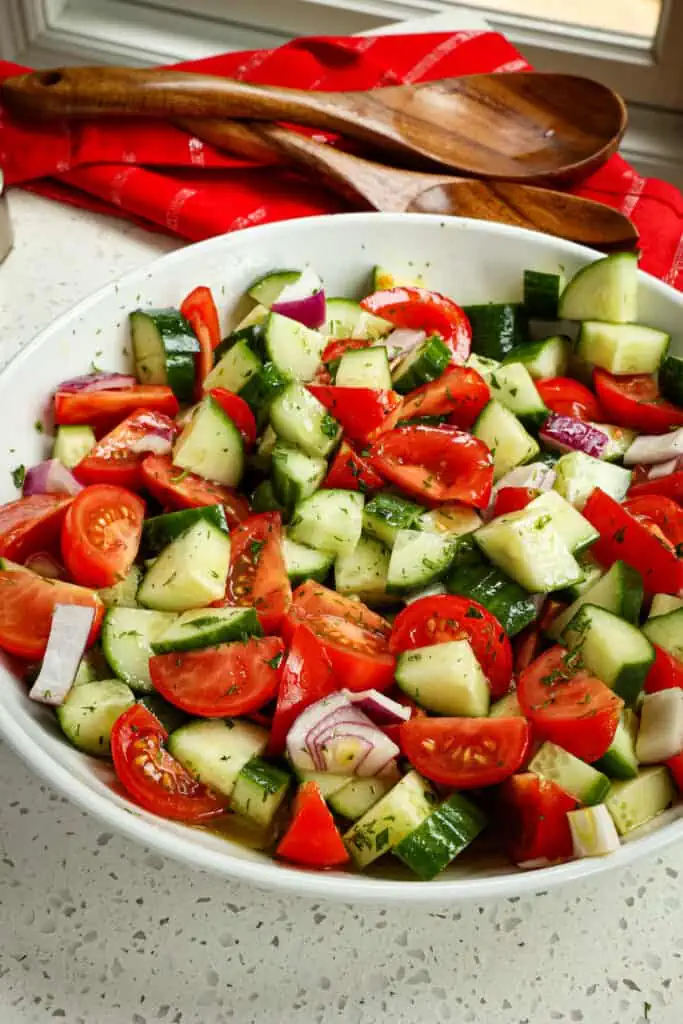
[271, 268, 326, 329]
[344, 689, 411, 725]
[57, 372, 137, 393]
[23, 459, 83, 497]
[624, 428, 683, 467]
[24, 551, 65, 580]
[29, 604, 95, 706]
[539, 414, 608, 459]
[287, 692, 400, 776]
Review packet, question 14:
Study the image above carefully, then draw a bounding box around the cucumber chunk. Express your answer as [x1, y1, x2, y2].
[606, 766, 675, 836]
[102, 607, 177, 692]
[136, 693, 189, 734]
[396, 639, 491, 717]
[271, 441, 327, 511]
[246, 269, 302, 306]
[393, 792, 487, 880]
[322, 298, 392, 341]
[445, 536, 537, 637]
[556, 553, 604, 603]
[529, 741, 610, 806]
[475, 506, 582, 593]
[363, 492, 425, 547]
[489, 691, 524, 718]
[562, 604, 654, 705]
[98, 566, 142, 609]
[523, 269, 566, 320]
[281, 531, 334, 585]
[173, 395, 244, 487]
[524, 489, 599, 554]
[391, 334, 451, 393]
[168, 719, 268, 798]
[130, 308, 199, 402]
[648, 594, 683, 619]
[387, 529, 458, 592]
[203, 338, 262, 394]
[151, 606, 261, 654]
[502, 335, 571, 380]
[292, 769, 351, 800]
[548, 560, 643, 640]
[52, 425, 96, 468]
[336, 347, 392, 390]
[230, 757, 291, 828]
[588, 422, 637, 463]
[269, 382, 341, 458]
[474, 401, 539, 482]
[466, 353, 500, 381]
[659, 354, 683, 405]
[553, 451, 632, 510]
[137, 520, 231, 612]
[142, 505, 228, 557]
[335, 534, 390, 605]
[57, 679, 135, 757]
[328, 776, 396, 821]
[371, 266, 425, 291]
[344, 770, 437, 869]
[593, 711, 639, 780]
[643, 608, 683, 663]
[419, 504, 482, 537]
[289, 489, 364, 556]
[558, 252, 638, 323]
[238, 361, 291, 430]
[576, 321, 669, 376]
[488, 363, 548, 430]
[251, 480, 286, 516]
[263, 312, 326, 382]
[463, 303, 528, 360]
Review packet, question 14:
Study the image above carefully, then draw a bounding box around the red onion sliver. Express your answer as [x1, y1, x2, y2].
[624, 428, 683, 467]
[344, 688, 411, 726]
[648, 457, 682, 480]
[23, 459, 83, 497]
[539, 413, 608, 459]
[29, 604, 95, 706]
[57, 372, 137, 394]
[272, 290, 326, 330]
[287, 692, 399, 776]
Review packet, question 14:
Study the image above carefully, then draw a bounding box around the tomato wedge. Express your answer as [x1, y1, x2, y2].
[623, 495, 683, 551]
[307, 384, 402, 445]
[0, 494, 72, 563]
[361, 287, 471, 362]
[111, 705, 227, 822]
[497, 773, 577, 865]
[629, 470, 683, 505]
[220, 513, 291, 634]
[493, 487, 539, 518]
[140, 454, 249, 529]
[400, 716, 529, 789]
[75, 410, 176, 490]
[369, 424, 493, 508]
[594, 369, 683, 433]
[387, 365, 490, 431]
[390, 594, 513, 699]
[0, 562, 103, 659]
[268, 625, 337, 755]
[276, 781, 349, 868]
[54, 385, 179, 428]
[645, 645, 683, 694]
[517, 646, 622, 763]
[285, 581, 392, 639]
[323, 441, 384, 492]
[536, 377, 604, 421]
[150, 636, 284, 717]
[180, 285, 221, 396]
[207, 388, 257, 448]
[322, 338, 373, 366]
[583, 487, 683, 595]
[61, 484, 145, 589]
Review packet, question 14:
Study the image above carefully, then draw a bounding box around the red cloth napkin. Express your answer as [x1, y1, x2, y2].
[2, 31, 683, 288]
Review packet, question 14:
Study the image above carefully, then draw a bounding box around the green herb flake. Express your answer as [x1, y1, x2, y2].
[11, 465, 25, 489]
[375, 827, 390, 852]
[613, 527, 626, 544]
[34, 420, 44, 434]
[266, 652, 284, 670]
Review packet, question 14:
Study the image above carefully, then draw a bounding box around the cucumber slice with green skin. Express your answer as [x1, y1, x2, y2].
[419, 505, 482, 537]
[323, 298, 392, 341]
[524, 489, 598, 554]
[246, 269, 302, 306]
[137, 520, 231, 612]
[606, 766, 675, 836]
[238, 361, 291, 430]
[474, 401, 540, 482]
[556, 553, 604, 603]
[251, 479, 287, 516]
[445, 537, 537, 637]
[558, 252, 638, 323]
[391, 334, 451, 394]
[487, 363, 549, 430]
[336, 347, 392, 390]
[230, 756, 291, 828]
[288, 489, 364, 557]
[371, 266, 425, 291]
[474, 505, 582, 593]
[396, 639, 491, 717]
[594, 710, 639, 780]
[393, 792, 487, 880]
[489, 691, 524, 718]
[203, 338, 262, 393]
[269, 382, 341, 458]
[74, 650, 109, 687]
[648, 594, 683, 618]
[328, 775, 396, 821]
[168, 719, 268, 799]
[98, 566, 142, 609]
[151, 606, 262, 654]
[529, 741, 610, 806]
[52, 424, 96, 468]
[553, 451, 632, 510]
[263, 312, 326, 382]
[577, 321, 670, 376]
[643, 608, 683, 663]
[344, 770, 437, 869]
[129, 308, 199, 402]
[142, 505, 228, 557]
[281, 531, 334, 585]
[173, 395, 244, 487]
[271, 441, 327, 512]
[465, 353, 500, 381]
[502, 335, 571, 380]
[587, 422, 637, 463]
[217, 322, 268, 362]
[136, 694, 189, 734]
[292, 769, 351, 799]
[335, 534, 391, 605]
[56, 679, 135, 757]
[102, 607, 177, 693]
[548, 560, 643, 640]
[659, 354, 683, 405]
[387, 529, 458, 592]
[231, 303, 269, 334]
[523, 269, 566, 320]
[463, 302, 528, 360]
[363, 491, 425, 548]
[248, 424, 278, 476]
[562, 604, 654, 705]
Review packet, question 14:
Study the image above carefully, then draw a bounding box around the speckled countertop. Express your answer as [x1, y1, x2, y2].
[1, 192, 682, 1024]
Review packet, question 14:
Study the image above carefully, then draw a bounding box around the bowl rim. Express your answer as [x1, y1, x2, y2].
[2, 211, 682, 904]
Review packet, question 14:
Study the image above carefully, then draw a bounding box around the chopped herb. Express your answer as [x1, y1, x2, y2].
[509, 387, 518, 398]
[643, 1002, 651, 1020]
[320, 414, 339, 439]
[249, 539, 265, 561]
[11, 465, 25, 489]
[34, 420, 44, 434]
[266, 652, 284, 670]
[375, 827, 390, 852]
[465, 606, 484, 619]
[90, 359, 102, 374]
[170, 469, 190, 484]
[613, 527, 626, 544]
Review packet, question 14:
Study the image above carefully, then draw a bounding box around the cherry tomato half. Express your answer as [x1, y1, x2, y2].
[399, 716, 530, 789]
[61, 484, 145, 589]
[536, 377, 604, 421]
[594, 369, 683, 433]
[140, 455, 249, 529]
[0, 494, 72, 564]
[275, 781, 349, 868]
[207, 388, 257, 447]
[361, 287, 471, 362]
[54, 386, 179, 428]
[497, 772, 577, 865]
[221, 512, 291, 634]
[75, 410, 177, 490]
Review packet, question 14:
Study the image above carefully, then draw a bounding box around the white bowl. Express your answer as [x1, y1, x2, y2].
[1, 213, 681, 904]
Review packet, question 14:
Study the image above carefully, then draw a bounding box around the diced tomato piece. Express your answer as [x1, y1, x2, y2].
[594, 369, 683, 433]
[629, 471, 683, 505]
[74, 410, 176, 490]
[276, 781, 349, 868]
[536, 377, 604, 421]
[307, 384, 402, 445]
[493, 487, 540, 518]
[268, 625, 337, 755]
[61, 484, 145, 589]
[321, 338, 373, 366]
[360, 287, 471, 362]
[221, 513, 291, 634]
[0, 494, 72, 563]
[497, 772, 578, 864]
[323, 441, 384, 492]
[54, 386, 179, 428]
[140, 455, 249, 529]
[286, 581, 391, 638]
[181, 286, 221, 398]
[206, 388, 257, 447]
[383, 365, 489, 431]
[400, 716, 530, 789]
[623, 495, 683, 551]
[645, 645, 683, 693]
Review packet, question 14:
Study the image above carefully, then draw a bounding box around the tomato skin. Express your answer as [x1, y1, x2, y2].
[287, 581, 391, 639]
[400, 716, 530, 789]
[360, 287, 472, 362]
[384, 366, 489, 431]
[60, 484, 145, 589]
[276, 781, 349, 868]
[322, 338, 373, 366]
[222, 513, 291, 634]
[583, 487, 683, 596]
[180, 285, 220, 398]
[665, 751, 683, 792]
[111, 705, 227, 822]
[0, 494, 72, 563]
[594, 370, 683, 433]
[536, 377, 604, 421]
[307, 384, 402, 445]
[0, 563, 103, 659]
[140, 454, 249, 529]
[493, 487, 539, 518]
[54, 386, 179, 427]
[323, 441, 384, 492]
[268, 625, 337, 755]
[517, 646, 623, 763]
[207, 388, 257, 447]
[369, 424, 493, 509]
[149, 636, 285, 717]
[497, 772, 578, 864]
[623, 495, 683, 550]
[75, 410, 177, 490]
[629, 471, 683, 505]
[390, 595, 513, 699]
[644, 645, 683, 694]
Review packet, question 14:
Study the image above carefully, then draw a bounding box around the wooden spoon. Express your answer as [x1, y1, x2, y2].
[174, 118, 638, 251]
[1, 66, 627, 183]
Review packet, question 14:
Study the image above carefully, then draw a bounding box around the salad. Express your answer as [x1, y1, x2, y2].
[1, 253, 683, 880]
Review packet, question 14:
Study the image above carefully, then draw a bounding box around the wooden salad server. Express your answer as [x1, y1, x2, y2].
[2, 65, 627, 183]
